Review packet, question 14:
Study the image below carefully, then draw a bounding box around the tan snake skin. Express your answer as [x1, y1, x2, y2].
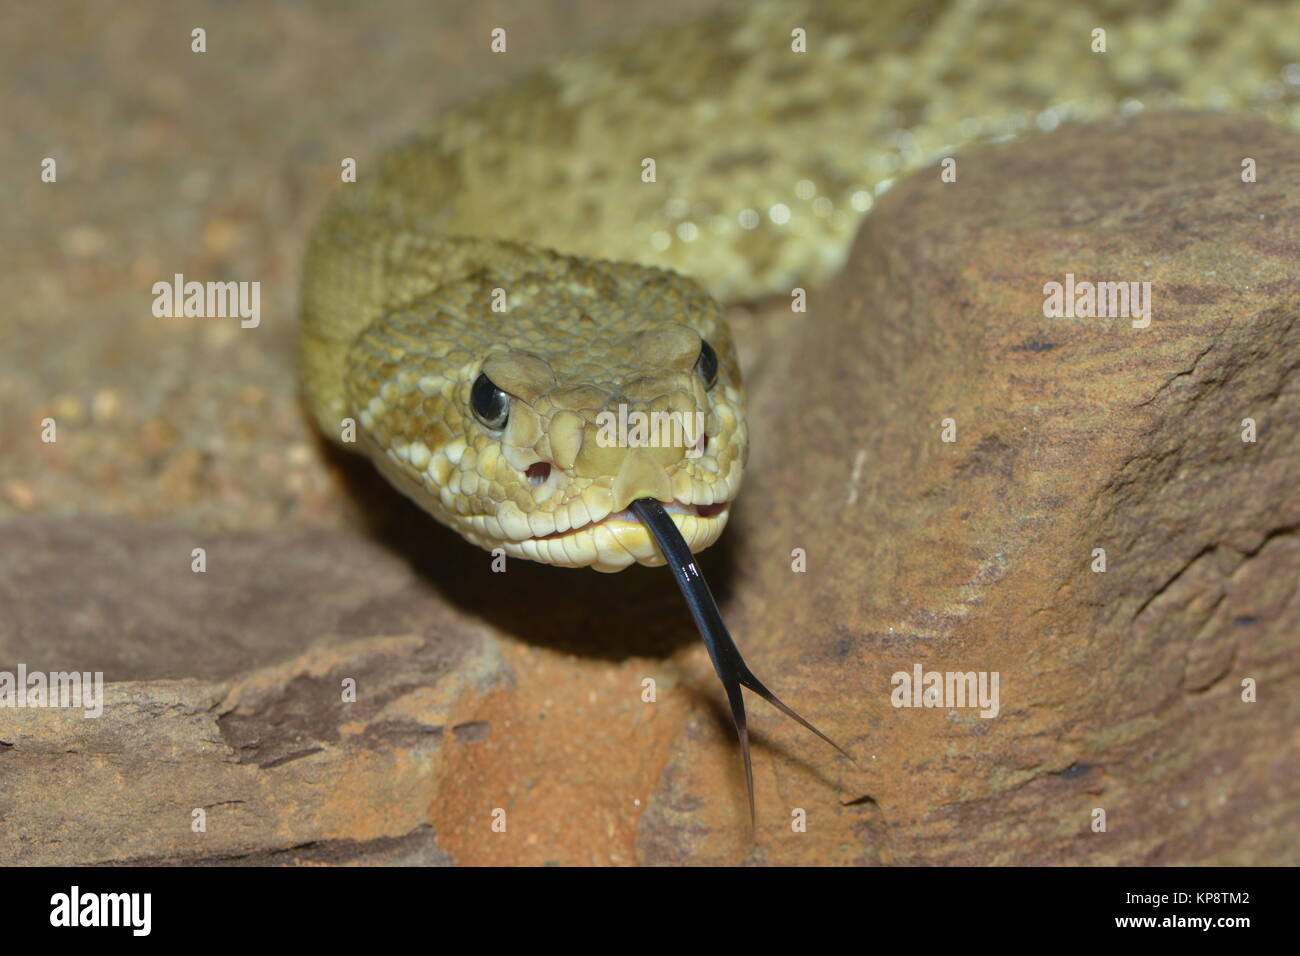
[300, 0, 1300, 572]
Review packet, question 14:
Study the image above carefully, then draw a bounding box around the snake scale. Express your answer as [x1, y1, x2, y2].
[300, 0, 1300, 820]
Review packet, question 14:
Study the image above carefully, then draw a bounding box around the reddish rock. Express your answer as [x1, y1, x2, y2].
[636, 111, 1300, 864]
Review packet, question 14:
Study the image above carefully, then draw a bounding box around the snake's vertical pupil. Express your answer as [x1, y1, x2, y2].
[470, 372, 511, 429]
[696, 340, 719, 388]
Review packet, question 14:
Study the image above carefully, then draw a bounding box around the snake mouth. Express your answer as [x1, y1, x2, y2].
[501, 497, 732, 571]
[530, 499, 728, 541]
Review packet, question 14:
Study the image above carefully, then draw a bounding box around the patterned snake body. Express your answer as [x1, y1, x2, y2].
[301, 0, 1299, 573]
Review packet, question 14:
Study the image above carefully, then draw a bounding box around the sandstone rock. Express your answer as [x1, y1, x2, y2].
[0, 517, 506, 865]
[634, 111, 1300, 864]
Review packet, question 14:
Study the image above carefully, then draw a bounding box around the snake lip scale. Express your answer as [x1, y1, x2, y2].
[528, 499, 729, 541]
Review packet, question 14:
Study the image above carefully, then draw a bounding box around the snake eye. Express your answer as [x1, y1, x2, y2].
[695, 340, 719, 389]
[470, 372, 510, 430]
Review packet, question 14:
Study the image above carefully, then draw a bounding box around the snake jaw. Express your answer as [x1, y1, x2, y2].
[501, 497, 733, 572]
[533, 500, 728, 538]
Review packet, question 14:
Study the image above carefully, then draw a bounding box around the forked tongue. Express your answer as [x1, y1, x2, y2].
[630, 498, 852, 825]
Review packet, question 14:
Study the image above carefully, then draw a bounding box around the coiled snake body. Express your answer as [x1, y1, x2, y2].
[301, 0, 1300, 819]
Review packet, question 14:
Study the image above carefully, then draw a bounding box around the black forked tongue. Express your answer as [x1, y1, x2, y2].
[630, 498, 852, 826]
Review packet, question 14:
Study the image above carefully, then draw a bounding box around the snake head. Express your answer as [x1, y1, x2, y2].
[347, 258, 747, 572]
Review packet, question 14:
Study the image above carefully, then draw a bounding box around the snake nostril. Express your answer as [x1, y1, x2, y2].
[526, 461, 552, 485]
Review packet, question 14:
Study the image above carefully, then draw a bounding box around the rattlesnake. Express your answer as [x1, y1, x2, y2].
[300, 0, 1300, 820]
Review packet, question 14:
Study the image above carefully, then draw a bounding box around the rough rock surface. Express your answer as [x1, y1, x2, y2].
[665, 110, 1299, 865]
[0, 517, 506, 865]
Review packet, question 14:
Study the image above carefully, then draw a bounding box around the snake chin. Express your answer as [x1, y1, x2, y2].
[507, 499, 731, 572]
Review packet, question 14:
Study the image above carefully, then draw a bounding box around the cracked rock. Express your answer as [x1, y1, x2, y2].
[634, 112, 1300, 864]
[0, 518, 506, 865]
